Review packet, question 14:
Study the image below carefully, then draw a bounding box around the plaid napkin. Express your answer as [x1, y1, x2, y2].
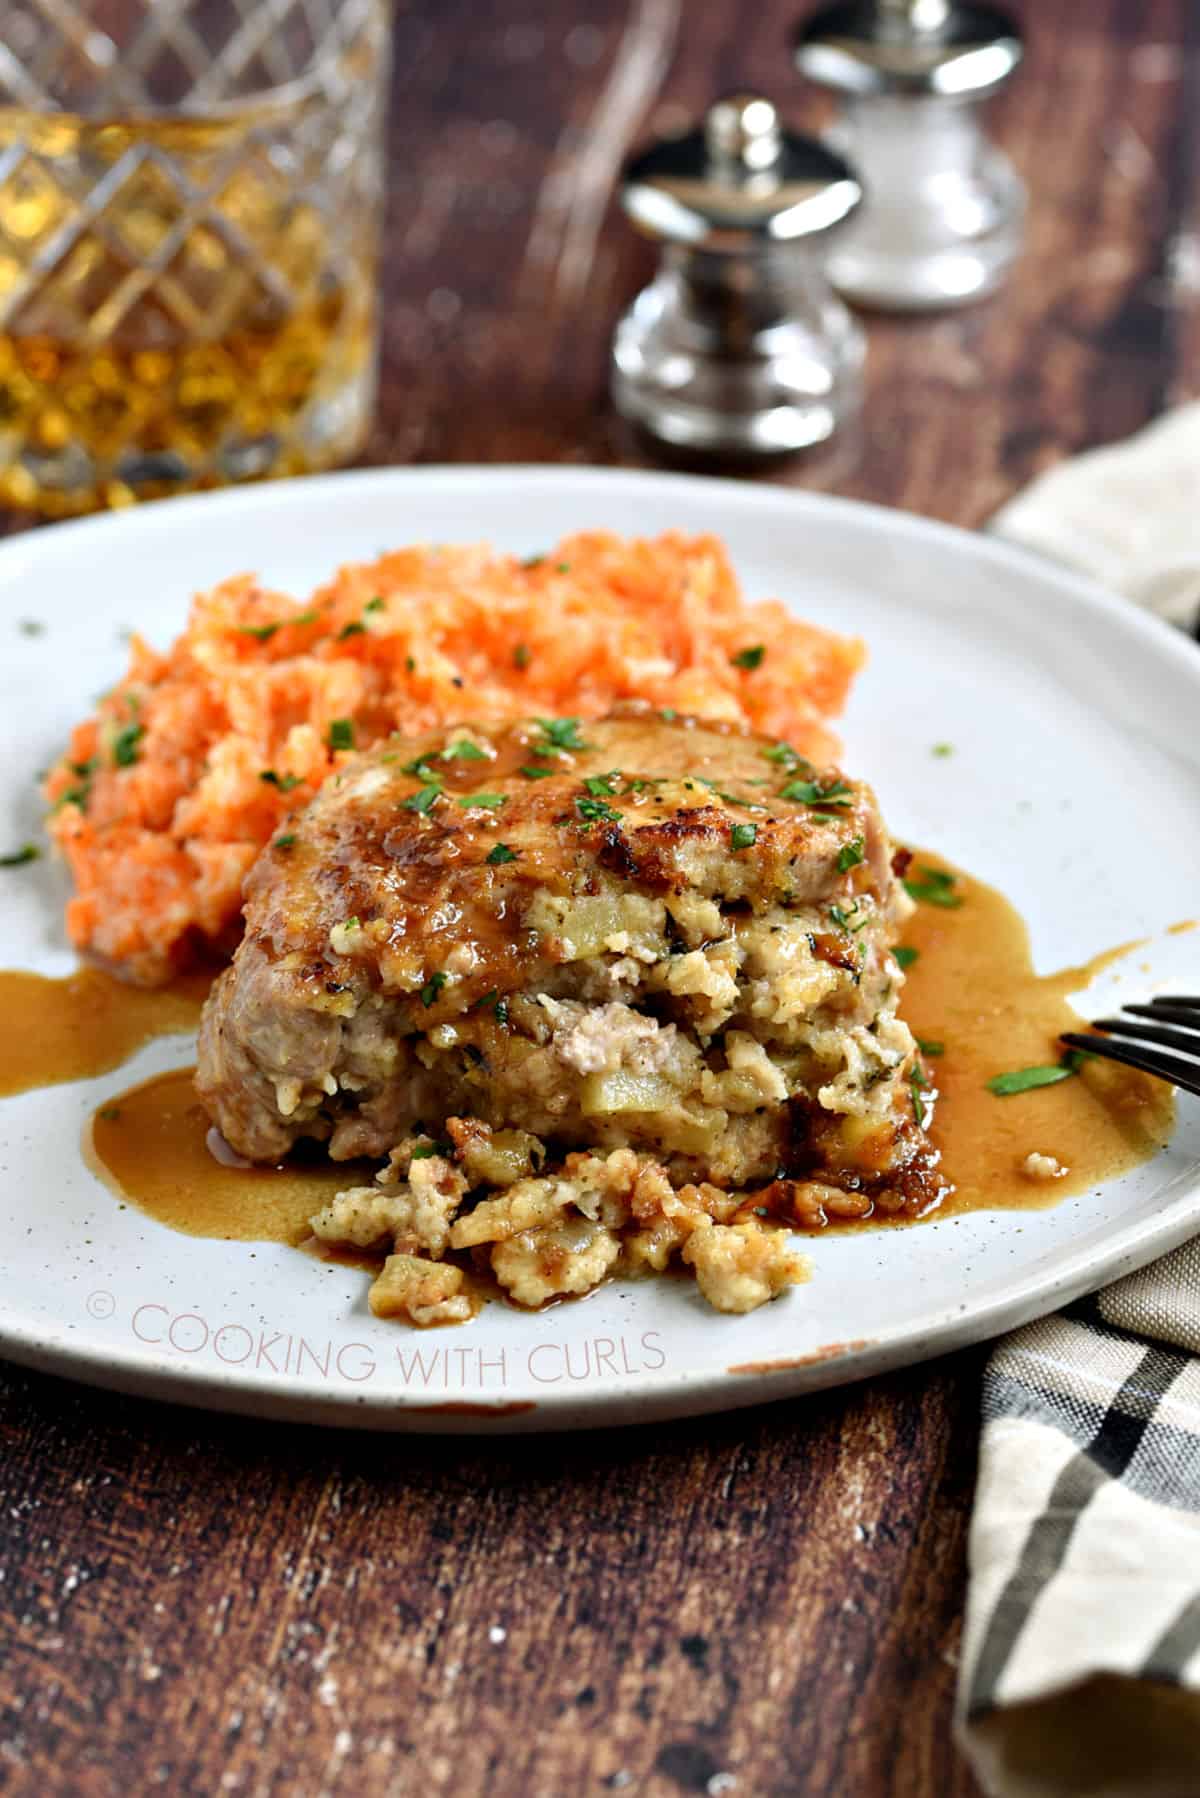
[954, 437, 1200, 1793]
[958, 1247, 1200, 1796]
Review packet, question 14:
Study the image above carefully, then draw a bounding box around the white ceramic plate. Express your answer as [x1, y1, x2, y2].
[1, 467, 1199, 1433]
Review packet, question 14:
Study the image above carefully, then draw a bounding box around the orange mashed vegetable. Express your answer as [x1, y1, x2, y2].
[45, 531, 863, 986]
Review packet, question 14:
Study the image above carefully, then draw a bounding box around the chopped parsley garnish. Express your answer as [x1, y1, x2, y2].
[694, 776, 766, 812]
[987, 1062, 1077, 1096]
[893, 946, 919, 970]
[259, 770, 302, 792]
[830, 902, 869, 934]
[535, 716, 590, 752]
[19, 619, 43, 636]
[98, 1105, 121, 1122]
[53, 784, 91, 813]
[520, 764, 554, 779]
[328, 718, 355, 751]
[401, 754, 437, 779]
[420, 971, 447, 1007]
[910, 1064, 929, 1126]
[583, 772, 621, 797]
[660, 708, 677, 721]
[404, 783, 442, 814]
[405, 656, 416, 674]
[513, 642, 531, 670]
[916, 1038, 944, 1057]
[238, 610, 316, 641]
[932, 743, 953, 758]
[763, 741, 811, 773]
[782, 777, 853, 807]
[576, 796, 621, 824]
[731, 823, 757, 851]
[521, 554, 545, 569]
[364, 596, 385, 613]
[337, 620, 365, 641]
[487, 843, 518, 865]
[274, 834, 296, 850]
[555, 562, 570, 573]
[113, 722, 145, 767]
[442, 739, 488, 762]
[0, 843, 39, 867]
[837, 837, 865, 873]
[731, 644, 765, 671]
[904, 865, 962, 908]
[409, 1144, 441, 1160]
[471, 990, 510, 1027]
[457, 792, 506, 809]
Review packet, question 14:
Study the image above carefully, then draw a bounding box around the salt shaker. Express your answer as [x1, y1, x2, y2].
[794, 0, 1025, 309]
[610, 94, 865, 457]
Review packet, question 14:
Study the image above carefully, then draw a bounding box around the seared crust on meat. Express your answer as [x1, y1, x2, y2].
[228, 706, 887, 1000]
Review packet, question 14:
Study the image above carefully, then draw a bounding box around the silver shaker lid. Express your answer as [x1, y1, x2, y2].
[620, 93, 862, 251]
[794, 1, 1023, 100]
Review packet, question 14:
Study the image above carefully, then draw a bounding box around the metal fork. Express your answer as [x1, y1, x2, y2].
[1061, 995, 1200, 1100]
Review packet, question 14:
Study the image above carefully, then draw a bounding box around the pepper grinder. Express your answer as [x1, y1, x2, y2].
[610, 94, 865, 457]
[794, 0, 1025, 309]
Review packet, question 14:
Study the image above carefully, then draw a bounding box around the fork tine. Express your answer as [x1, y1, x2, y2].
[1145, 994, 1200, 1013]
[1123, 1000, 1200, 1030]
[1059, 1031, 1200, 1100]
[1091, 1017, 1200, 1057]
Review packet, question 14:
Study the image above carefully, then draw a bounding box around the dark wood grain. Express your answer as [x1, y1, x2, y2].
[2, 2, 1195, 1793]
[0, 1351, 985, 1797]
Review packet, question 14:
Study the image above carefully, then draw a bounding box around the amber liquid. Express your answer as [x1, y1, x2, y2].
[0, 966, 209, 1097]
[85, 1067, 362, 1246]
[0, 112, 376, 514]
[899, 854, 1174, 1213]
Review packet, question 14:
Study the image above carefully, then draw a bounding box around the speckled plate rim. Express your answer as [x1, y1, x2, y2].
[2, 1174, 1200, 1435]
[1, 463, 1198, 1434]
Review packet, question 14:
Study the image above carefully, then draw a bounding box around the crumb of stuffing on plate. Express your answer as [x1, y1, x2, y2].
[1021, 1151, 1068, 1181]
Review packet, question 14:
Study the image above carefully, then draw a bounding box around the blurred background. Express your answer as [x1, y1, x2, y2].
[363, 0, 1195, 528]
[0, 0, 1194, 531]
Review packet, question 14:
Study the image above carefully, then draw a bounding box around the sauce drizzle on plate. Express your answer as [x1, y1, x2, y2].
[0, 966, 210, 1097]
[85, 1066, 368, 1245]
[901, 853, 1173, 1216]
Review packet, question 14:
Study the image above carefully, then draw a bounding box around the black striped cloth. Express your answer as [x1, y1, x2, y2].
[958, 1241, 1200, 1796]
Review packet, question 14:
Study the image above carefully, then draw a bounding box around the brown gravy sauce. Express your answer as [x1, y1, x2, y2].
[83, 1067, 369, 1246]
[900, 853, 1173, 1217]
[0, 966, 210, 1097]
[7, 848, 1178, 1250]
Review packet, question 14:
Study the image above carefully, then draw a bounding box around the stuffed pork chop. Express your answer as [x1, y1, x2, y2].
[196, 709, 945, 1321]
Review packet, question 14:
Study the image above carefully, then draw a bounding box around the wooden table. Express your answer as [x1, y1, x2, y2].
[2, 3, 1193, 1791]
